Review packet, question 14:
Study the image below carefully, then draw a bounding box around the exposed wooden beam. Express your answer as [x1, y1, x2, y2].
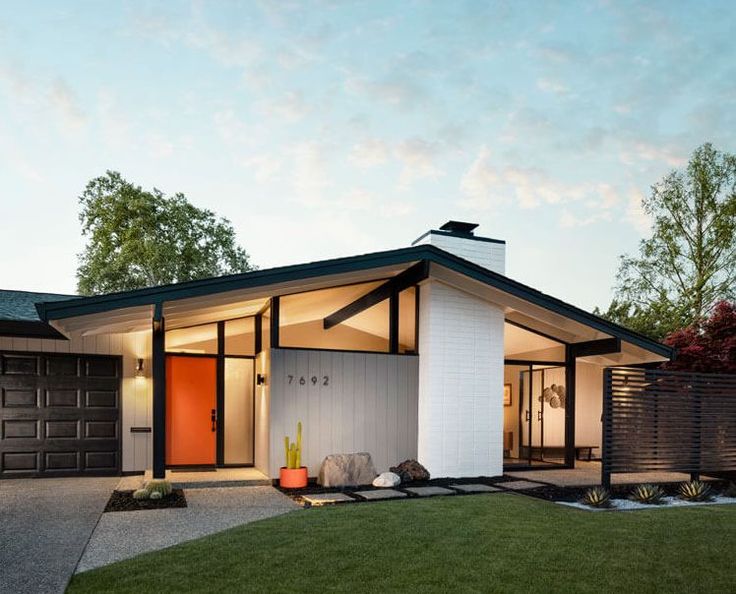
[323, 260, 428, 330]
[569, 337, 621, 358]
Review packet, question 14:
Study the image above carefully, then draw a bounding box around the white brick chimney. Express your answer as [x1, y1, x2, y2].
[411, 220, 505, 275]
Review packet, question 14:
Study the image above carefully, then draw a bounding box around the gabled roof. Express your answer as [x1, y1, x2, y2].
[0, 289, 75, 339]
[33, 245, 673, 359]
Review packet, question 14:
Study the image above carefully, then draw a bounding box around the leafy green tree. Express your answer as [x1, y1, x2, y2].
[598, 143, 736, 339]
[77, 171, 254, 295]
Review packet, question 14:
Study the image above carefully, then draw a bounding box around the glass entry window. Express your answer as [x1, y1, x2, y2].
[504, 363, 567, 468]
[224, 358, 254, 465]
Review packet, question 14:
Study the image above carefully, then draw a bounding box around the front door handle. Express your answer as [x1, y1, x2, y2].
[211, 408, 217, 432]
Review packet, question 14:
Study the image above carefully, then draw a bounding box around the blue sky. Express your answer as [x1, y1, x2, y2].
[1, 1, 735, 310]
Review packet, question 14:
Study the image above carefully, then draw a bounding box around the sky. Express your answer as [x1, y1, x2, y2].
[1, 1, 735, 311]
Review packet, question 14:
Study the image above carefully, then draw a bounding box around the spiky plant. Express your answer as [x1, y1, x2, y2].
[678, 480, 712, 502]
[630, 484, 666, 505]
[149, 491, 163, 500]
[580, 486, 612, 508]
[145, 479, 173, 497]
[132, 488, 149, 500]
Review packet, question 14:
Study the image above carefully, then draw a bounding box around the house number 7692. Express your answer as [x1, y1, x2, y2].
[287, 375, 329, 386]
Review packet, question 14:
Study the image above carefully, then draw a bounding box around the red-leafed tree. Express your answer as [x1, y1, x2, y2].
[662, 301, 736, 373]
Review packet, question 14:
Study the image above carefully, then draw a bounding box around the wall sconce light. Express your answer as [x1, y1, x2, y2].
[257, 373, 266, 386]
[135, 358, 145, 377]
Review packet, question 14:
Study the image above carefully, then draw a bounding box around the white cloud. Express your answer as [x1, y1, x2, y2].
[619, 140, 687, 168]
[626, 189, 652, 235]
[243, 154, 282, 183]
[292, 141, 331, 206]
[537, 77, 570, 96]
[344, 73, 426, 110]
[341, 188, 373, 210]
[349, 138, 390, 168]
[258, 91, 309, 122]
[394, 138, 443, 187]
[49, 79, 85, 132]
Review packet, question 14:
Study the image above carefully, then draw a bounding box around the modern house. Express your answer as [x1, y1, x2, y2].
[0, 221, 673, 480]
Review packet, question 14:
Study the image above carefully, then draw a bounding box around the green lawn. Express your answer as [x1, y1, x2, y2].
[68, 494, 736, 593]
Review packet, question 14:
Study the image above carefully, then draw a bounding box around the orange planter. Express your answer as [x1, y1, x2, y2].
[280, 466, 308, 489]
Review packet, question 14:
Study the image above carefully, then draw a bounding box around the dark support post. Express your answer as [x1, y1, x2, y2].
[216, 321, 225, 465]
[389, 289, 399, 354]
[601, 368, 612, 489]
[564, 344, 576, 468]
[152, 302, 166, 479]
[270, 296, 280, 348]
[254, 314, 262, 354]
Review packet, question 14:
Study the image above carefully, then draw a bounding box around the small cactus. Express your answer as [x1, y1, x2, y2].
[149, 491, 163, 500]
[284, 421, 303, 469]
[132, 488, 149, 500]
[678, 480, 712, 502]
[580, 486, 612, 508]
[145, 479, 173, 497]
[630, 484, 665, 505]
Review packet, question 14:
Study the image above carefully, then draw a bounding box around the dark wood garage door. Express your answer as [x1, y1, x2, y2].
[0, 351, 121, 478]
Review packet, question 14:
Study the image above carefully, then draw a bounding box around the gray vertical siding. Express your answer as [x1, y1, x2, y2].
[269, 348, 418, 478]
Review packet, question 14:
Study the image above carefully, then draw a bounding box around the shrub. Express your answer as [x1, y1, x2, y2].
[580, 486, 612, 508]
[678, 480, 712, 502]
[145, 479, 173, 497]
[630, 484, 666, 505]
[132, 488, 149, 500]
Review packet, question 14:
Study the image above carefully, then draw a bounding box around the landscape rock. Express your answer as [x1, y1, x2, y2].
[372, 472, 401, 488]
[317, 452, 377, 487]
[390, 459, 430, 482]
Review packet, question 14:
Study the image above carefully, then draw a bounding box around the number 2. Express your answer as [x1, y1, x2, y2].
[323, 376, 329, 386]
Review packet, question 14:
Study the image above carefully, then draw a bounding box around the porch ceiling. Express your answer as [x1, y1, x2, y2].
[49, 263, 413, 337]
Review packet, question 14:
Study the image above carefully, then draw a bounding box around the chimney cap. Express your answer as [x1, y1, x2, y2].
[439, 220, 479, 235]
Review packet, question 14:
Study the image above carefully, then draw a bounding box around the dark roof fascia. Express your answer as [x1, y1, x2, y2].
[35, 246, 430, 321]
[411, 229, 506, 246]
[0, 320, 68, 340]
[35, 244, 673, 359]
[425, 248, 674, 359]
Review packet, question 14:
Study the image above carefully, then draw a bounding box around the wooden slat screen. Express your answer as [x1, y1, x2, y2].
[603, 367, 736, 483]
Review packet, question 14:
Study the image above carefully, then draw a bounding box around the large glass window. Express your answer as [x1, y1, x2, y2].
[166, 323, 217, 354]
[398, 286, 417, 354]
[279, 281, 390, 352]
[225, 318, 255, 356]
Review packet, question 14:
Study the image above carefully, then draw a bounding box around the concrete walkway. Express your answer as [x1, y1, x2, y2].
[77, 486, 298, 572]
[506, 460, 711, 487]
[0, 476, 118, 594]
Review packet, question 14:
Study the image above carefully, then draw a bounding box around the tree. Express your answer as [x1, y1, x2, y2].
[599, 143, 736, 339]
[662, 301, 736, 374]
[77, 171, 254, 295]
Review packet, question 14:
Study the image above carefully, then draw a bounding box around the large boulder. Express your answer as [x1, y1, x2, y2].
[317, 452, 377, 487]
[372, 472, 401, 488]
[390, 459, 430, 482]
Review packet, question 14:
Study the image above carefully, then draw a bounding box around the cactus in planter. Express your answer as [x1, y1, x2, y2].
[284, 421, 303, 469]
[132, 488, 149, 500]
[149, 491, 163, 500]
[145, 479, 173, 498]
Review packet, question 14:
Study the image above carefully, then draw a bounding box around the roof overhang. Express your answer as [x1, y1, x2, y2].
[35, 244, 674, 360]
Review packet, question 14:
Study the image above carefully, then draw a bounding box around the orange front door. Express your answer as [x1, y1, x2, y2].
[166, 356, 217, 466]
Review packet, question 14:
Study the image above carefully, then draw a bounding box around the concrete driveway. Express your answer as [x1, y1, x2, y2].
[0, 477, 117, 594]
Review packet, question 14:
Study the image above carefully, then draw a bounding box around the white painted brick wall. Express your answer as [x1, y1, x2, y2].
[417, 280, 504, 477]
[416, 232, 505, 274]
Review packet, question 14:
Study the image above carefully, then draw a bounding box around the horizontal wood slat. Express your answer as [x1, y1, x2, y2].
[602, 367, 736, 486]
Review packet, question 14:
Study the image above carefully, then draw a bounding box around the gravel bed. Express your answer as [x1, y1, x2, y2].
[560, 495, 736, 512]
[104, 489, 187, 513]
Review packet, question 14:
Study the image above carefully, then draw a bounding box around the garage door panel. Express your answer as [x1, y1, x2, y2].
[2, 354, 40, 375]
[1, 352, 121, 478]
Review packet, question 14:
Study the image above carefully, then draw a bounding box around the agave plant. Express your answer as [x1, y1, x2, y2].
[678, 480, 712, 502]
[630, 484, 666, 505]
[580, 486, 612, 508]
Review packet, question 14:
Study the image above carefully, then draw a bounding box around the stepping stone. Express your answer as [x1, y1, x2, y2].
[450, 483, 501, 493]
[301, 492, 354, 505]
[403, 486, 456, 497]
[353, 489, 407, 500]
[499, 480, 546, 491]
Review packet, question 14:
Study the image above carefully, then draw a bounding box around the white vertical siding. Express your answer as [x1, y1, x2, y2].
[1, 330, 152, 473]
[417, 280, 505, 478]
[268, 348, 419, 478]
